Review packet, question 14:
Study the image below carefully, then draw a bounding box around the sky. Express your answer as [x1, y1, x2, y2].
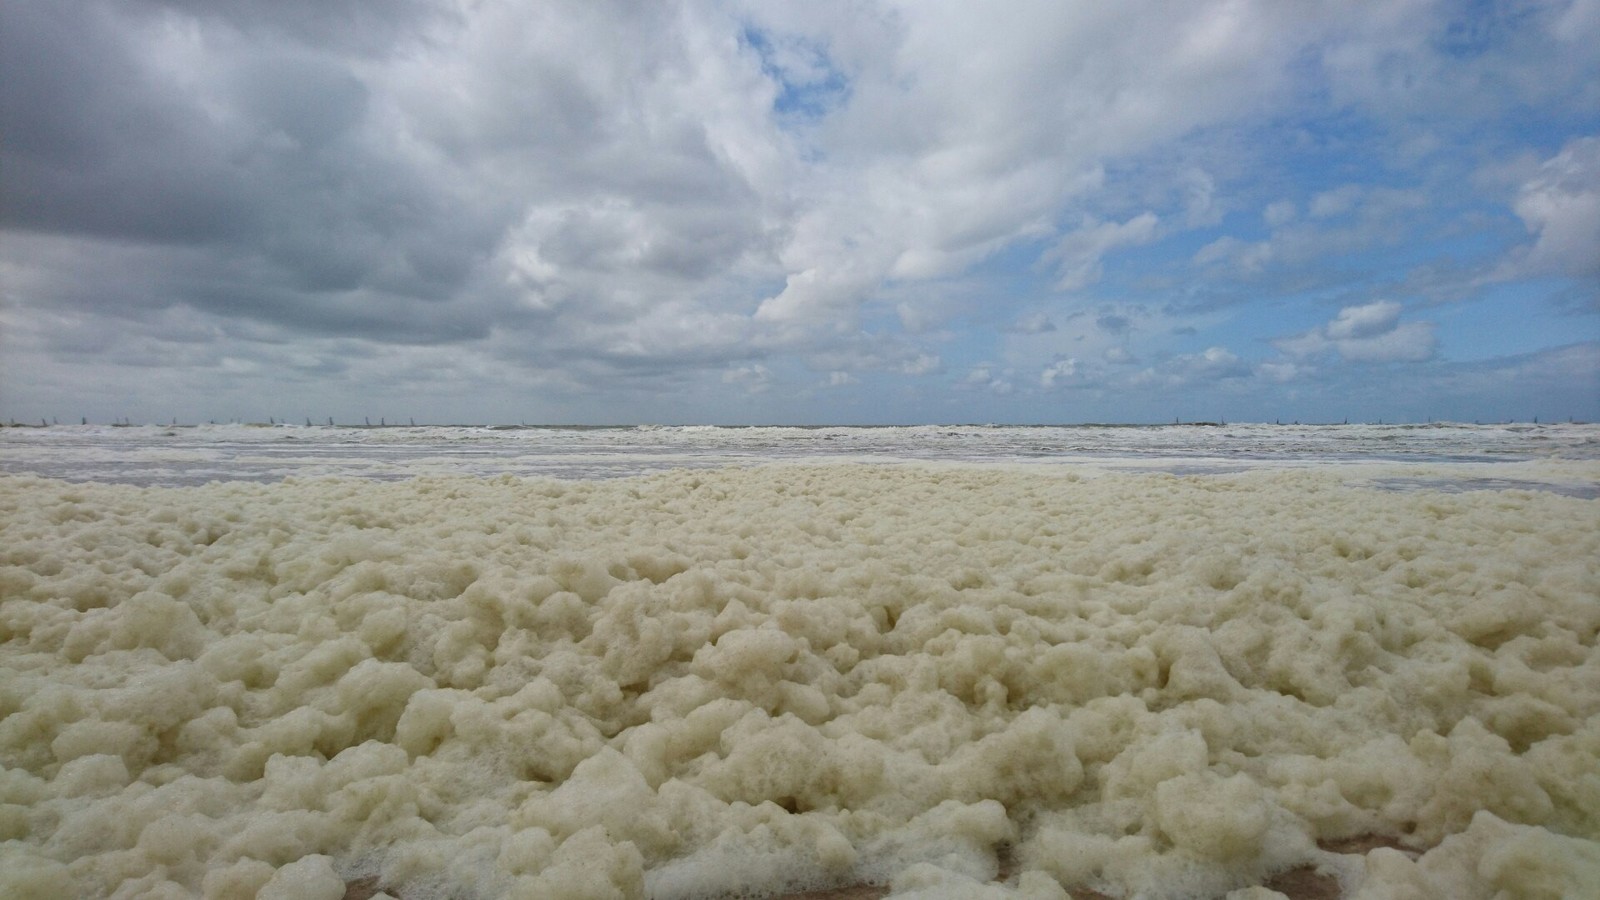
[2, 0, 1597, 426]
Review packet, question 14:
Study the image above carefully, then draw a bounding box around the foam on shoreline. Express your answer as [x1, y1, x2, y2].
[2, 466, 1597, 898]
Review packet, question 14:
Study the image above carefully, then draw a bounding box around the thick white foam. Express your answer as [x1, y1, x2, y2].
[1, 465, 1597, 897]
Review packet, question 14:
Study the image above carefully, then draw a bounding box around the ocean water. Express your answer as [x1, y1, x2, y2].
[3, 424, 1598, 899]
[2, 421, 1597, 487]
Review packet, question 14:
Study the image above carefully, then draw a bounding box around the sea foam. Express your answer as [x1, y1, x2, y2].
[1, 465, 1596, 898]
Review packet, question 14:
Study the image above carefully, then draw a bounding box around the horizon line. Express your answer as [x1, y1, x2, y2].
[4, 417, 1591, 429]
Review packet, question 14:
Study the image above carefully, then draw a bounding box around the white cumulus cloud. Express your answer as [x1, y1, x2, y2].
[1509, 136, 1600, 277]
[1276, 300, 1436, 364]
[1326, 300, 1402, 340]
[1040, 358, 1081, 389]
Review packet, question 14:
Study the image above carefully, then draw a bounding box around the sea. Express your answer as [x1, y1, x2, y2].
[1, 420, 1597, 491]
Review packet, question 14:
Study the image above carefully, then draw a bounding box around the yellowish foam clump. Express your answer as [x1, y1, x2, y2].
[1, 465, 1597, 899]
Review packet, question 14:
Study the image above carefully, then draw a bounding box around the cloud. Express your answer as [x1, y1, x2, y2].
[891, 282, 977, 334]
[1193, 236, 1273, 274]
[2, 0, 1595, 424]
[1552, 0, 1600, 43]
[3, 0, 794, 381]
[1040, 358, 1085, 389]
[1308, 185, 1362, 219]
[1182, 346, 1251, 380]
[1318, 0, 1600, 127]
[798, 335, 946, 382]
[1007, 312, 1057, 334]
[1122, 345, 1252, 392]
[1193, 185, 1428, 283]
[1180, 168, 1221, 227]
[1333, 342, 1600, 422]
[1045, 213, 1160, 291]
[965, 365, 1014, 395]
[1335, 321, 1437, 362]
[722, 364, 772, 393]
[1263, 200, 1297, 227]
[748, 0, 1348, 321]
[1325, 299, 1401, 340]
[1095, 313, 1133, 335]
[1275, 300, 1437, 363]
[755, 268, 876, 326]
[1507, 136, 1600, 278]
[0, 2, 1437, 353]
[135, 0, 452, 55]
[1256, 360, 1302, 383]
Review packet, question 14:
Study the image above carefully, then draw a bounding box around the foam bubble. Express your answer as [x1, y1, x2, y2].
[1, 466, 1597, 898]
